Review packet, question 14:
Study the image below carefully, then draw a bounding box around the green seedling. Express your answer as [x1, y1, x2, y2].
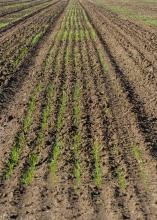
[5, 2, 27, 8]
[97, 50, 109, 72]
[21, 83, 53, 185]
[69, 31, 73, 40]
[4, 83, 40, 179]
[110, 145, 126, 191]
[72, 50, 81, 186]
[90, 28, 96, 40]
[21, 153, 38, 185]
[131, 144, 148, 188]
[49, 140, 62, 178]
[75, 30, 79, 41]
[14, 47, 28, 66]
[23, 83, 41, 134]
[0, 22, 8, 29]
[63, 31, 67, 40]
[92, 141, 102, 188]
[85, 29, 90, 40]
[80, 29, 84, 40]
[56, 90, 67, 131]
[31, 32, 42, 46]
[72, 133, 81, 185]
[74, 47, 78, 65]
[5, 134, 25, 178]
[5, 146, 19, 179]
[131, 144, 143, 165]
[116, 167, 126, 191]
[73, 83, 80, 126]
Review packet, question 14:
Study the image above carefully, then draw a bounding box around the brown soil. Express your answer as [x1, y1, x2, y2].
[0, 0, 67, 92]
[0, 0, 157, 219]
[0, 0, 53, 17]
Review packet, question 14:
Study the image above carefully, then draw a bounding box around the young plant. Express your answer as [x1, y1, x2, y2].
[49, 139, 62, 179]
[14, 47, 28, 67]
[23, 83, 41, 134]
[21, 153, 38, 185]
[31, 32, 42, 46]
[80, 29, 84, 40]
[75, 30, 79, 41]
[4, 84, 41, 179]
[81, 9, 96, 40]
[96, 48, 109, 72]
[63, 30, 67, 40]
[92, 141, 102, 188]
[131, 144, 147, 187]
[115, 167, 126, 192]
[49, 91, 67, 180]
[72, 82, 81, 185]
[131, 144, 143, 165]
[56, 90, 67, 131]
[72, 132, 81, 185]
[21, 82, 54, 185]
[111, 144, 126, 192]
[0, 22, 8, 29]
[69, 30, 73, 41]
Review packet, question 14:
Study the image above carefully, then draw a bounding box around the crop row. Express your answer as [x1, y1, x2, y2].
[2, 6, 71, 180]
[82, 1, 149, 192]
[1, 0, 148, 193]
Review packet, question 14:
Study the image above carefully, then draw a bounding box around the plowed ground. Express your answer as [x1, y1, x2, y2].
[0, 0, 157, 219]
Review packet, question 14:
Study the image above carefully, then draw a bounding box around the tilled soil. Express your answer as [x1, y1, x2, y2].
[0, 0, 157, 219]
[0, 0, 53, 18]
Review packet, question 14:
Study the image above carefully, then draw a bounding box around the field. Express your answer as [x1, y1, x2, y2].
[0, 0, 157, 219]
